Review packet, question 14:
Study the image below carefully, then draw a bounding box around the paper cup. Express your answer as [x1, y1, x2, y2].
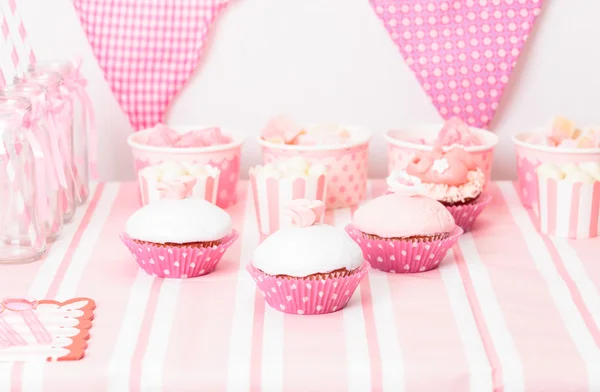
[513, 130, 600, 209]
[128, 126, 245, 208]
[385, 125, 498, 190]
[247, 262, 370, 315]
[258, 125, 371, 209]
[138, 165, 220, 206]
[537, 178, 600, 239]
[446, 194, 492, 232]
[249, 169, 327, 236]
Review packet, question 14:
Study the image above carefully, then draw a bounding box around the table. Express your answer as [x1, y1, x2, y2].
[1, 180, 599, 392]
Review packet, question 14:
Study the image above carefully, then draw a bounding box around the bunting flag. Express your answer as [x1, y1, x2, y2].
[73, 0, 229, 131]
[370, 0, 543, 128]
[0, 0, 36, 88]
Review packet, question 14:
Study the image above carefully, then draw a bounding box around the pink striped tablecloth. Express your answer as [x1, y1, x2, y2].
[1, 180, 600, 391]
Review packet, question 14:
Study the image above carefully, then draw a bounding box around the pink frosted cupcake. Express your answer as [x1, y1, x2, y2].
[120, 197, 238, 278]
[346, 194, 463, 273]
[388, 146, 491, 231]
[248, 199, 369, 315]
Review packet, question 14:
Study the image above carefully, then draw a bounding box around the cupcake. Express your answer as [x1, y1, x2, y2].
[346, 193, 463, 273]
[120, 197, 239, 278]
[247, 199, 369, 315]
[249, 156, 327, 235]
[388, 145, 491, 231]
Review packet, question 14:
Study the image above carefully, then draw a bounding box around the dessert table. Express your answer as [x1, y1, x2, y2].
[1, 180, 600, 392]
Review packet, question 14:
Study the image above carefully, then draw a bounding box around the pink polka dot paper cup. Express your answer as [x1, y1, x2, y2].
[445, 194, 492, 232]
[247, 262, 370, 315]
[120, 231, 239, 278]
[258, 126, 371, 209]
[128, 126, 244, 209]
[513, 130, 600, 209]
[345, 225, 463, 273]
[384, 124, 498, 190]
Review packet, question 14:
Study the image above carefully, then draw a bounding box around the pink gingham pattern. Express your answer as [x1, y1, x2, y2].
[0, 0, 36, 88]
[73, 0, 229, 131]
[370, 0, 543, 128]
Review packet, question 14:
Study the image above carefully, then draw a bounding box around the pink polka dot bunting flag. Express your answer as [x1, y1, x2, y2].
[370, 0, 544, 128]
[73, 0, 229, 131]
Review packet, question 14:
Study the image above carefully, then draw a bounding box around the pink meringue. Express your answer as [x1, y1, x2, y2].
[142, 124, 232, 148]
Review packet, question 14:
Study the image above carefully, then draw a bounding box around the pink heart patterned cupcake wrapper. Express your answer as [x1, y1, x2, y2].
[120, 230, 239, 278]
[247, 262, 370, 315]
[445, 194, 492, 232]
[345, 225, 463, 273]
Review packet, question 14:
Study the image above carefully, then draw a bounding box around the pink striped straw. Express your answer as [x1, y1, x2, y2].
[0, 304, 26, 346]
[3, 297, 51, 344]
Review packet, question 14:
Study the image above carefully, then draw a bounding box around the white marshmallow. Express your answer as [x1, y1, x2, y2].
[536, 163, 565, 180]
[579, 162, 600, 181]
[308, 163, 327, 177]
[564, 169, 597, 184]
[560, 163, 581, 176]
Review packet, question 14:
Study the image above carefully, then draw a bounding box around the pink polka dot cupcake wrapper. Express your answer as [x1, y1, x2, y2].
[119, 231, 239, 278]
[445, 194, 492, 232]
[345, 225, 463, 273]
[246, 262, 370, 315]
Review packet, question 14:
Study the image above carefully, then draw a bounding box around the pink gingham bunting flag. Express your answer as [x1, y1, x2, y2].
[73, 0, 229, 131]
[370, 0, 544, 128]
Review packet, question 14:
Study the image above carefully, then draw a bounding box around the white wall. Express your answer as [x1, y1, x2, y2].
[18, 0, 600, 181]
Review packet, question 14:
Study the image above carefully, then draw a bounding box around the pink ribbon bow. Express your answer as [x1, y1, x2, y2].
[156, 176, 197, 200]
[285, 199, 326, 228]
[64, 61, 98, 179]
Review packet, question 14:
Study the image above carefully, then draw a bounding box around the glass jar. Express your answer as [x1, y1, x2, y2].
[0, 105, 47, 263]
[30, 62, 90, 205]
[16, 71, 77, 223]
[1, 86, 64, 241]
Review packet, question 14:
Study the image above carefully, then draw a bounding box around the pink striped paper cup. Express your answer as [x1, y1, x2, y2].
[445, 194, 492, 232]
[249, 169, 327, 236]
[537, 178, 600, 239]
[137, 165, 220, 206]
[513, 130, 600, 209]
[258, 125, 371, 209]
[119, 231, 239, 278]
[247, 262, 370, 315]
[345, 225, 463, 273]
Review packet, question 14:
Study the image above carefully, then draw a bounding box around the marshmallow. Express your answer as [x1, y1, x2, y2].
[536, 163, 566, 180]
[579, 162, 600, 181]
[564, 170, 597, 184]
[560, 163, 581, 176]
[159, 161, 188, 181]
[252, 157, 327, 179]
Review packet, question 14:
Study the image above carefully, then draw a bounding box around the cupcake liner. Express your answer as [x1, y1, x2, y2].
[249, 168, 327, 236]
[345, 225, 463, 273]
[120, 230, 239, 278]
[247, 262, 370, 315]
[445, 194, 492, 232]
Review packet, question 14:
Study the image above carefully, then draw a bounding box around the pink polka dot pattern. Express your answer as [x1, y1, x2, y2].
[387, 143, 495, 189]
[370, 0, 544, 128]
[261, 144, 369, 209]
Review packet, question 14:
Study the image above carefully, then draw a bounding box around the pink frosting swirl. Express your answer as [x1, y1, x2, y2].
[406, 146, 477, 186]
[285, 199, 326, 228]
[155, 176, 197, 200]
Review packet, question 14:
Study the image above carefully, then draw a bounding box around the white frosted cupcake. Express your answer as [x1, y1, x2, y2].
[120, 198, 239, 278]
[247, 199, 369, 314]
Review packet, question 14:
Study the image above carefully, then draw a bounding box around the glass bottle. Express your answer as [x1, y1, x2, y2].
[15, 71, 77, 223]
[1, 85, 64, 241]
[0, 105, 46, 263]
[29, 61, 90, 205]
